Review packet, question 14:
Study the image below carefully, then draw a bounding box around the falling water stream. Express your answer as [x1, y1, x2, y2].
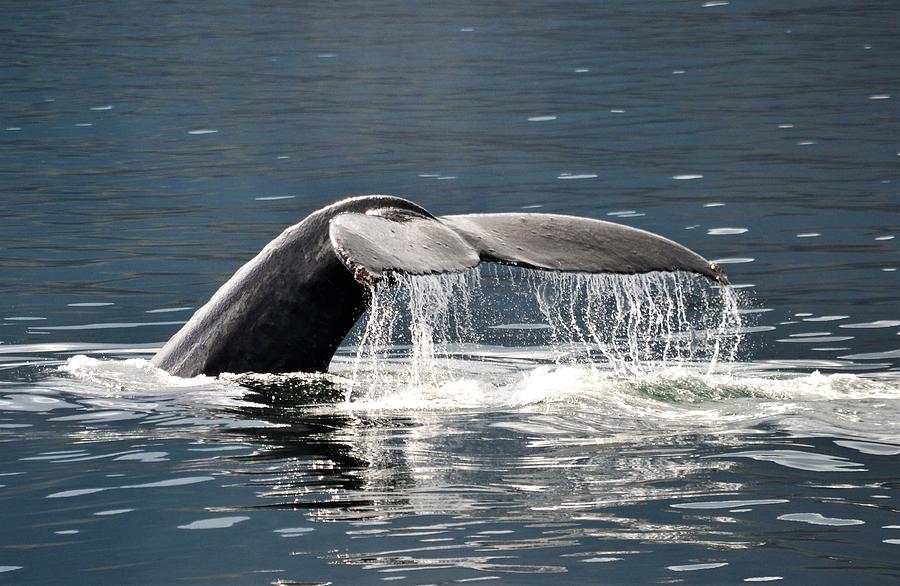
[345, 267, 743, 400]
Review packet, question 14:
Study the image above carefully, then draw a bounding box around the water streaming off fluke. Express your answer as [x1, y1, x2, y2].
[345, 267, 743, 398]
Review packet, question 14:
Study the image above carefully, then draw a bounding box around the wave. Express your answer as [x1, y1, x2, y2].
[57, 353, 900, 436]
[41, 269, 899, 440]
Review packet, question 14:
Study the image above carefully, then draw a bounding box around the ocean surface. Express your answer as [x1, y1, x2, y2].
[1, 1, 898, 584]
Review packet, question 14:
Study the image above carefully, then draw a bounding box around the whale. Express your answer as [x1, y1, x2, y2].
[151, 195, 727, 377]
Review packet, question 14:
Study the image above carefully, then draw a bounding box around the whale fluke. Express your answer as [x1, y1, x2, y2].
[152, 195, 727, 377]
[329, 207, 480, 281]
[331, 210, 726, 284]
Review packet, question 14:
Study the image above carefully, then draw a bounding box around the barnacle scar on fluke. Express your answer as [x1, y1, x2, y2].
[151, 195, 729, 377]
[709, 261, 728, 285]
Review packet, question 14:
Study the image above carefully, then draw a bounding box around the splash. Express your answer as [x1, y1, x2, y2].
[350, 270, 480, 390]
[345, 267, 743, 398]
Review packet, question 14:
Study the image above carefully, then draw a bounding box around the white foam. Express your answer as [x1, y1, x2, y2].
[50, 268, 900, 434]
[62, 355, 215, 390]
[52, 334, 900, 440]
[58, 355, 257, 414]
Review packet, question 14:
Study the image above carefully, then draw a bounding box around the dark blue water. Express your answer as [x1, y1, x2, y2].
[1, 1, 898, 584]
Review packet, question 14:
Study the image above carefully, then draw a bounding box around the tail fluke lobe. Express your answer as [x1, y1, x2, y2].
[329, 208, 479, 282]
[329, 209, 727, 284]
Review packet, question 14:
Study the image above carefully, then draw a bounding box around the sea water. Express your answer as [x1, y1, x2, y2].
[1, 0, 898, 583]
[3, 266, 895, 584]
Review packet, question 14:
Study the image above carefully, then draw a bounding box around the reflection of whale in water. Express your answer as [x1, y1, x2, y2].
[152, 195, 728, 377]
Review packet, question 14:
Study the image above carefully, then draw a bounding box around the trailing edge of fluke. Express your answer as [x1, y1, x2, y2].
[151, 195, 728, 377]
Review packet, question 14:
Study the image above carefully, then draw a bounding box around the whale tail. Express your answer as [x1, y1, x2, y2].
[153, 195, 728, 377]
